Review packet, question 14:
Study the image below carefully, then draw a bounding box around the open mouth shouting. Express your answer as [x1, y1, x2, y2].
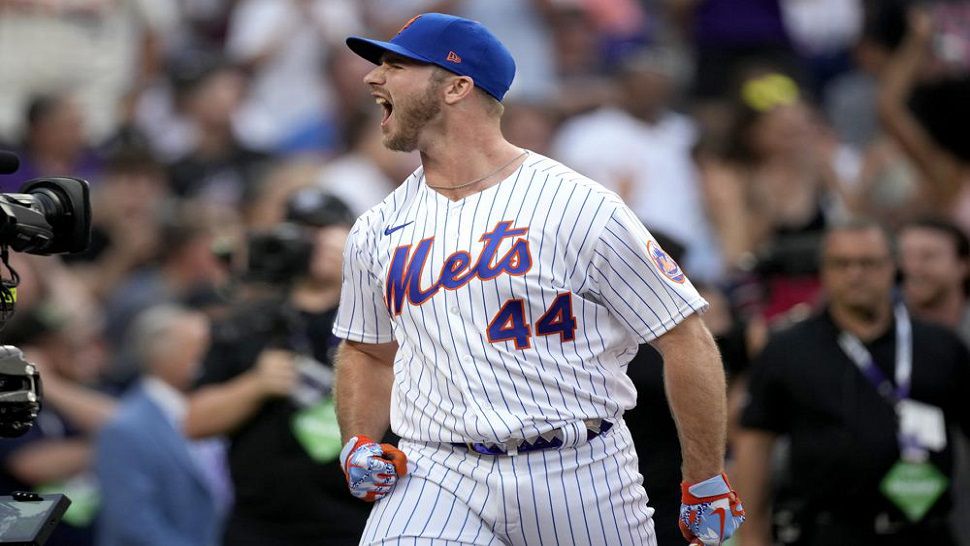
[375, 94, 393, 127]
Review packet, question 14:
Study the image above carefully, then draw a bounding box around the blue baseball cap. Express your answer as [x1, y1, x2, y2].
[346, 13, 516, 101]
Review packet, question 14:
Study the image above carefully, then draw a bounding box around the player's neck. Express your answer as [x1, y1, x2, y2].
[419, 127, 524, 201]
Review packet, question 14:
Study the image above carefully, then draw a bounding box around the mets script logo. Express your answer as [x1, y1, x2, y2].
[647, 240, 685, 284]
[385, 221, 532, 315]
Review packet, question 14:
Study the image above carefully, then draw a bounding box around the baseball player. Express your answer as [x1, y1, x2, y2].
[333, 13, 745, 546]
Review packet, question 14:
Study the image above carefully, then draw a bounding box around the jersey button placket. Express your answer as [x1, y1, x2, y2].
[447, 205, 461, 238]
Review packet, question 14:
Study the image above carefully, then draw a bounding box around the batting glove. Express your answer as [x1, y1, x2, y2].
[679, 473, 745, 546]
[340, 435, 408, 502]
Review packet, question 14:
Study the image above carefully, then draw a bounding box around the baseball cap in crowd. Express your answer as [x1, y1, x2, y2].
[346, 13, 516, 101]
[285, 188, 355, 228]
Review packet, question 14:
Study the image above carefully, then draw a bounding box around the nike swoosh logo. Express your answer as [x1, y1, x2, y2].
[384, 221, 414, 236]
[712, 507, 726, 543]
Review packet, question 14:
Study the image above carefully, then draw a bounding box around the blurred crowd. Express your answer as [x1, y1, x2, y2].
[0, 0, 968, 545]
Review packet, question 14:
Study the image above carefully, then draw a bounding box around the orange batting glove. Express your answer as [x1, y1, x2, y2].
[339, 435, 408, 502]
[679, 473, 746, 545]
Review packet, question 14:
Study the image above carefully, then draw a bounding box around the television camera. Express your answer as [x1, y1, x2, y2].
[0, 150, 92, 439]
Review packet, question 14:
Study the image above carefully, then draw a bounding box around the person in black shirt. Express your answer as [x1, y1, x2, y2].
[735, 219, 970, 546]
[166, 54, 270, 207]
[185, 189, 369, 545]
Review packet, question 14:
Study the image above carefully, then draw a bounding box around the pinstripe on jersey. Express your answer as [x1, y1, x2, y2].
[333, 152, 708, 445]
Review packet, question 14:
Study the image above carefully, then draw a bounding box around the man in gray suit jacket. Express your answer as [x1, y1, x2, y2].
[96, 305, 227, 546]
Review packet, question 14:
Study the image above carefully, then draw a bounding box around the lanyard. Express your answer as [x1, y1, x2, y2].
[837, 303, 912, 405]
[837, 304, 921, 458]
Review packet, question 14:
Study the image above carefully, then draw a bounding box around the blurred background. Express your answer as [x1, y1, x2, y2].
[0, 0, 968, 545]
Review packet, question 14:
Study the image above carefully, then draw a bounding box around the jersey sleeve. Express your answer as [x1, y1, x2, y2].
[584, 204, 708, 344]
[333, 219, 395, 344]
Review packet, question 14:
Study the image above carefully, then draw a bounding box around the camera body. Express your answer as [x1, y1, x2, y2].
[0, 175, 92, 438]
[244, 223, 314, 287]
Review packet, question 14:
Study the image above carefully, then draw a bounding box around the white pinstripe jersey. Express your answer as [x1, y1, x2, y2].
[333, 152, 708, 445]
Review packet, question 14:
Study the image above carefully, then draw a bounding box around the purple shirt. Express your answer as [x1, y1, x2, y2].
[693, 0, 791, 48]
[0, 150, 102, 192]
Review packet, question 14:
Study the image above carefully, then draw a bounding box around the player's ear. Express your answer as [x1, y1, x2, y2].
[442, 75, 475, 105]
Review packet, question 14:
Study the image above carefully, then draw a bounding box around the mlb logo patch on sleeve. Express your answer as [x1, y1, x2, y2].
[647, 240, 686, 284]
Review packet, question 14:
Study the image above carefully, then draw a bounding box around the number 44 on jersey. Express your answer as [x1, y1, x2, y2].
[487, 293, 577, 350]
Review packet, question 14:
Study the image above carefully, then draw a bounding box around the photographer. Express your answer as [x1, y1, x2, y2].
[185, 188, 372, 546]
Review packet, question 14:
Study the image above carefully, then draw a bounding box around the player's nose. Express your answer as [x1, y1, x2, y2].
[364, 64, 385, 86]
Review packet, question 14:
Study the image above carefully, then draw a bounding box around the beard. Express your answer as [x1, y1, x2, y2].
[384, 83, 441, 152]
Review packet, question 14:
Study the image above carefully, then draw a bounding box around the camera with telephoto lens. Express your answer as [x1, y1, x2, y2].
[243, 188, 354, 287]
[231, 190, 354, 407]
[0, 161, 92, 438]
[244, 223, 314, 287]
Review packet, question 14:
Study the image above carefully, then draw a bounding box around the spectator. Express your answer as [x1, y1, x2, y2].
[898, 217, 970, 546]
[553, 48, 721, 279]
[824, 1, 901, 149]
[166, 55, 269, 207]
[698, 70, 849, 318]
[243, 158, 324, 229]
[735, 219, 970, 546]
[96, 305, 227, 546]
[315, 107, 418, 216]
[103, 200, 233, 389]
[2, 93, 102, 192]
[680, 0, 804, 100]
[225, 0, 363, 152]
[277, 47, 374, 157]
[457, 0, 560, 100]
[0, 302, 115, 546]
[778, 0, 864, 96]
[877, 5, 970, 233]
[66, 146, 169, 301]
[185, 190, 372, 546]
[899, 217, 970, 344]
[501, 101, 557, 158]
[0, 0, 178, 144]
[545, 4, 618, 116]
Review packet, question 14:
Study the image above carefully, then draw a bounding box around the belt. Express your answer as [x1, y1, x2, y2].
[452, 420, 613, 456]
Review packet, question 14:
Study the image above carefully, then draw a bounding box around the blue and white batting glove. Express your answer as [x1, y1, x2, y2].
[679, 473, 746, 545]
[340, 435, 408, 502]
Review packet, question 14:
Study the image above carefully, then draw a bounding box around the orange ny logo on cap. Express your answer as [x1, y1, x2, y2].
[446, 51, 462, 63]
[397, 15, 421, 35]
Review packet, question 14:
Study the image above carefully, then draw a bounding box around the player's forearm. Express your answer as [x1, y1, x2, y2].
[335, 340, 395, 443]
[733, 429, 777, 545]
[655, 314, 727, 483]
[184, 373, 265, 439]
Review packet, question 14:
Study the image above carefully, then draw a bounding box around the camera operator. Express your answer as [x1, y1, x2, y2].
[185, 188, 373, 546]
